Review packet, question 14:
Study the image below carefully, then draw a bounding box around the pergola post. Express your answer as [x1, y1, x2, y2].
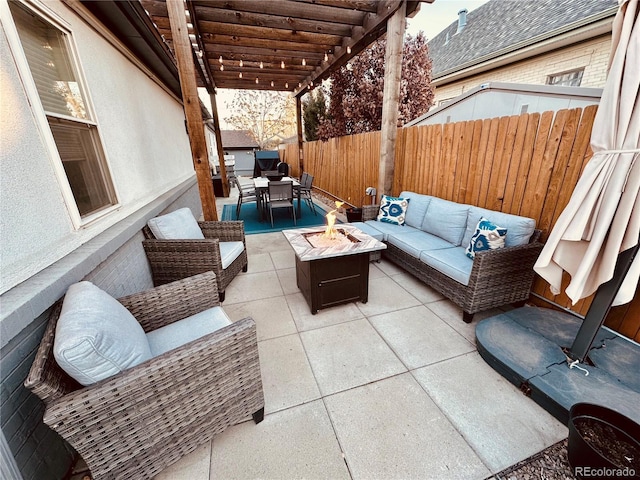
[296, 96, 304, 174]
[166, 0, 218, 220]
[209, 90, 230, 197]
[377, 1, 406, 200]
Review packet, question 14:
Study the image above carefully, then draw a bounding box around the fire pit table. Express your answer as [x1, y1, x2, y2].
[283, 225, 386, 314]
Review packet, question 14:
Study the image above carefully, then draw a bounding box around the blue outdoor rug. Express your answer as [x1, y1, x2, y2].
[222, 201, 330, 234]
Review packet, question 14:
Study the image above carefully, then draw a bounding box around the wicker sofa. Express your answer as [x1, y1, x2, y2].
[24, 272, 264, 480]
[351, 191, 543, 323]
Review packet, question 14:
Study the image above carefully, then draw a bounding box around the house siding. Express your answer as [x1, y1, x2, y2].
[1, 1, 204, 477]
[433, 36, 611, 107]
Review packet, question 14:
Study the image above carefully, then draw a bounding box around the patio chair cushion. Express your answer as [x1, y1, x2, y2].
[147, 207, 205, 240]
[363, 219, 415, 242]
[466, 217, 507, 259]
[219, 241, 245, 269]
[377, 195, 409, 226]
[399, 191, 432, 229]
[420, 247, 473, 286]
[54, 282, 153, 386]
[462, 207, 536, 248]
[348, 222, 384, 241]
[387, 230, 456, 259]
[422, 198, 470, 246]
[146, 306, 232, 357]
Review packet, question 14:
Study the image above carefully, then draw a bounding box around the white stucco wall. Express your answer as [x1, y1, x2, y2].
[0, 1, 195, 293]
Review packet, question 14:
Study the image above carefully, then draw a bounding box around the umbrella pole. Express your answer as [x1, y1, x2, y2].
[568, 236, 640, 363]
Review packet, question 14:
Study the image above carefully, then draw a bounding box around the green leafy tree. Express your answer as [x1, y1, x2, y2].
[318, 32, 434, 140]
[225, 90, 296, 149]
[302, 87, 327, 141]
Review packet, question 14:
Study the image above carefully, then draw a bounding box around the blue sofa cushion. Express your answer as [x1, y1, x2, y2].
[377, 195, 409, 225]
[146, 306, 232, 357]
[387, 230, 455, 259]
[399, 191, 432, 229]
[466, 217, 507, 259]
[363, 220, 419, 241]
[422, 198, 470, 246]
[462, 207, 536, 248]
[54, 282, 153, 386]
[420, 247, 473, 286]
[349, 222, 384, 241]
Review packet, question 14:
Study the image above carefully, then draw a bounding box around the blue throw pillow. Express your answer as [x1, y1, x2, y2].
[377, 195, 409, 225]
[466, 217, 507, 259]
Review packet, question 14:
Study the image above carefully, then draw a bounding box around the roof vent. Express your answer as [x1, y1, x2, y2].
[456, 9, 468, 34]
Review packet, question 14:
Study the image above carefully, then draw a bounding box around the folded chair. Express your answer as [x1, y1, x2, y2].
[24, 272, 264, 480]
[142, 208, 247, 301]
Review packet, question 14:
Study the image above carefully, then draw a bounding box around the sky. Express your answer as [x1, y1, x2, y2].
[204, 0, 491, 128]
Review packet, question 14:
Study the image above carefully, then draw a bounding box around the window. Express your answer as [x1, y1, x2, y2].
[9, 2, 116, 219]
[546, 69, 584, 87]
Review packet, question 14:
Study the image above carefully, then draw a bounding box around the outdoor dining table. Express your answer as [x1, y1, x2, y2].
[253, 176, 302, 222]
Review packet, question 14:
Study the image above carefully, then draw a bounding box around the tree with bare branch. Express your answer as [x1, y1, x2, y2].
[224, 90, 297, 149]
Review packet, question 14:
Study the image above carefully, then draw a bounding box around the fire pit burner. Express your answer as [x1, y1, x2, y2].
[302, 229, 360, 249]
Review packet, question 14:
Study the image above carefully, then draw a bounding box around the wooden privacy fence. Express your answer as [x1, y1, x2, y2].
[281, 105, 640, 341]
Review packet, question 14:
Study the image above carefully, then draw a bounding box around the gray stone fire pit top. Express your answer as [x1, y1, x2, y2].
[283, 225, 386, 261]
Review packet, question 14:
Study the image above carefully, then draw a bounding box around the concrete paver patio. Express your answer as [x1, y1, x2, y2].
[152, 192, 567, 480]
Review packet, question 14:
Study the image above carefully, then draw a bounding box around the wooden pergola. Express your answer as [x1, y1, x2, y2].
[137, 0, 432, 220]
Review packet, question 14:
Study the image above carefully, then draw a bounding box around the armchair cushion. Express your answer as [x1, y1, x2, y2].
[54, 282, 152, 386]
[421, 198, 470, 246]
[462, 207, 535, 248]
[147, 207, 205, 240]
[399, 191, 432, 229]
[219, 241, 246, 269]
[146, 306, 232, 357]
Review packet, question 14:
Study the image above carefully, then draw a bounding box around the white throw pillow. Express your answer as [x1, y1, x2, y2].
[54, 282, 152, 386]
[147, 207, 204, 240]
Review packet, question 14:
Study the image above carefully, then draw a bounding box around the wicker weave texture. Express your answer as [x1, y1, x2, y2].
[361, 205, 543, 320]
[142, 221, 248, 297]
[24, 272, 264, 479]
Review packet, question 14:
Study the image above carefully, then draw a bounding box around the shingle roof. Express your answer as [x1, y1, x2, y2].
[220, 130, 259, 149]
[428, 0, 618, 79]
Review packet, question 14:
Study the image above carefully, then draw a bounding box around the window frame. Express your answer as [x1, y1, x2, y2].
[3, 0, 119, 228]
[546, 68, 585, 87]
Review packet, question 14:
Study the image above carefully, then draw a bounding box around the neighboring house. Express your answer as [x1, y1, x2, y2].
[0, 1, 201, 477]
[220, 130, 259, 177]
[427, 0, 618, 108]
[408, 82, 602, 126]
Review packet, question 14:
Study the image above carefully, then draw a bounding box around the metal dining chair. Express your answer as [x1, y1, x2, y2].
[267, 180, 296, 227]
[300, 173, 317, 215]
[232, 176, 258, 219]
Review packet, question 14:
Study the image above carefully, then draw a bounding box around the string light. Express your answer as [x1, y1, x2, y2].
[281, 60, 285, 69]
[270, 81, 274, 87]
[255, 78, 259, 84]
[239, 72, 243, 78]
[302, 58, 306, 66]
[259, 61, 264, 69]
[347, 46, 351, 54]
[220, 64, 224, 71]
[219, 55, 223, 63]
[239, 59, 243, 67]
[285, 82, 289, 89]
[298, 82, 302, 88]
[324, 52, 328, 62]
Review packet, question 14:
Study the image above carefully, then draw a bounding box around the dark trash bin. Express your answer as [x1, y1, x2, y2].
[212, 175, 224, 197]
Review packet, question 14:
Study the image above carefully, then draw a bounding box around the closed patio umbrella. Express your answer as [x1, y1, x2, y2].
[534, 0, 640, 311]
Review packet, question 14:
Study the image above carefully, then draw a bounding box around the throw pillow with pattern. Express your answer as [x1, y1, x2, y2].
[377, 195, 409, 225]
[466, 217, 507, 259]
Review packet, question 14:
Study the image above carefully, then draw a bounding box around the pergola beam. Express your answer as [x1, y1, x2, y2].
[166, 0, 218, 220]
[378, 1, 406, 198]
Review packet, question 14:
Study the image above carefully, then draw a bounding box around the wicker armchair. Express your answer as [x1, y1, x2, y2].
[142, 220, 248, 301]
[24, 272, 264, 480]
